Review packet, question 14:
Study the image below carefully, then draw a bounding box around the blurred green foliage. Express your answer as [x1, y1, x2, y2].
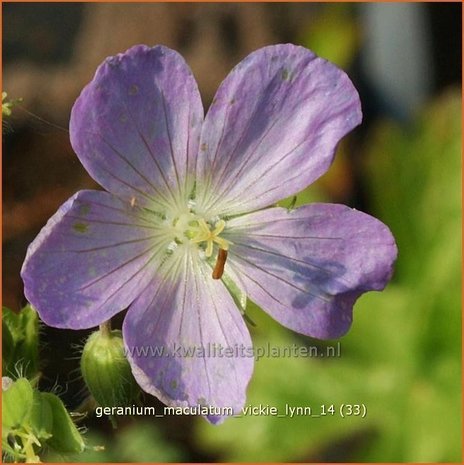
[2, 91, 22, 118]
[301, 4, 360, 69]
[46, 421, 185, 463]
[196, 90, 461, 462]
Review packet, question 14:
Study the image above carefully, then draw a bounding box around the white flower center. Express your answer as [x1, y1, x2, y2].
[169, 211, 230, 258]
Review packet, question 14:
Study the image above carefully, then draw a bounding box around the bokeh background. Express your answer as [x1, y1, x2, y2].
[3, 2, 461, 462]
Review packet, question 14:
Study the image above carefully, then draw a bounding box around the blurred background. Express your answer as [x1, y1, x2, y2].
[3, 2, 461, 462]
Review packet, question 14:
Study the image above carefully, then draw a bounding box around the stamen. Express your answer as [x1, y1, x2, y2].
[212, 219, 225, 235]
[212, 248, 228, 279]
[191, 218, 230, 258]
[205, 240, 213, 257]
[214, 236, 230, 250]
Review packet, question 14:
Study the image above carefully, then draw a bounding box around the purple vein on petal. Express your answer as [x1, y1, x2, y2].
[117, 91, 180, 208]
[185, 101, 194, 200]
[208, 61, 270, 177]
[233, 264, 288, 308]
[88, 134, 172, 208]
[230, 107, 353, 199]
[233, 242, 347, 280]
[231, 251, 331, 303]
[218, 136, 309, 212]
[65, 215, 165, 231]
[226, 212, 342, 228]
[99, 133, 172, 206]
[203, 112, 281, 214]
[201, 265, 241, 392]
[71, 239, 166, 292]
[233, 242, 356, 292]
[198, 102, 231, 208]
[205, 78, 298, 210]
[118, 110, 179, 208]
[147, 282, 172, 337]
[192, 258, 213, 402]
[39, 234, 163, 254]
[73, 198, 163, 226]
[131, 115, 179, 207]
[177, 252, 190, 340]
[207, 88, 272, 199]
[160, 89, 182, 199]
[234, 233, 342, 241]
[226, 214, 312, 227]
[153, 255, 186, 333]
[92, 158, 168, 208]
[83, 247, 162, 318]
[220, 168, 305, 215]
[134, 250, 186, 339]
[213, 268, 248, 337]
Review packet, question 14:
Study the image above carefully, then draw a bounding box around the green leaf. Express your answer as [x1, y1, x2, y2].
[30, 391, 53, 441]
[2, 307, 23, 343]
[41, 392, 85, 453]
[2, 319, 15, 374]
[2, 304, 39, 378]
[2, 377, 34, 430]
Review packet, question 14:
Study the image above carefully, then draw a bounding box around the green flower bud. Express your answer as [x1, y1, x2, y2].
[81, 328, 139, 408]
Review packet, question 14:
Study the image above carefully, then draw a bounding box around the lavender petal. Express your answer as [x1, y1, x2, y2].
[70, 45, 204, 210]
[21, 190, 167, 329]
[196, 44, 361, 216]
[225, 204, 397, 339]
[123, 251, 253, 424]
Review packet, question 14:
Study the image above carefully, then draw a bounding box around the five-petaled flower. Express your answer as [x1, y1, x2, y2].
[21, 44, 397, 423]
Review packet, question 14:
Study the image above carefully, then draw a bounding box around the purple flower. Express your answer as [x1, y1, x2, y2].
[21, 44, 397, 423]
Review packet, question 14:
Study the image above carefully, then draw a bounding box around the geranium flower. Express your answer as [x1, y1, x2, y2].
[21, 44, 397, 423]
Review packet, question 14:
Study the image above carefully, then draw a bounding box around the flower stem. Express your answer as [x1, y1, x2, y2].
[99, 320, 112, 338]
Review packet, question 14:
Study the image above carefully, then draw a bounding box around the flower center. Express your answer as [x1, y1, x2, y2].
[171, 213, 230, 258]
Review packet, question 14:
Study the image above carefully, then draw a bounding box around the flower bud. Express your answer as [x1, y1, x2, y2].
[81, 329, 139, 407]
